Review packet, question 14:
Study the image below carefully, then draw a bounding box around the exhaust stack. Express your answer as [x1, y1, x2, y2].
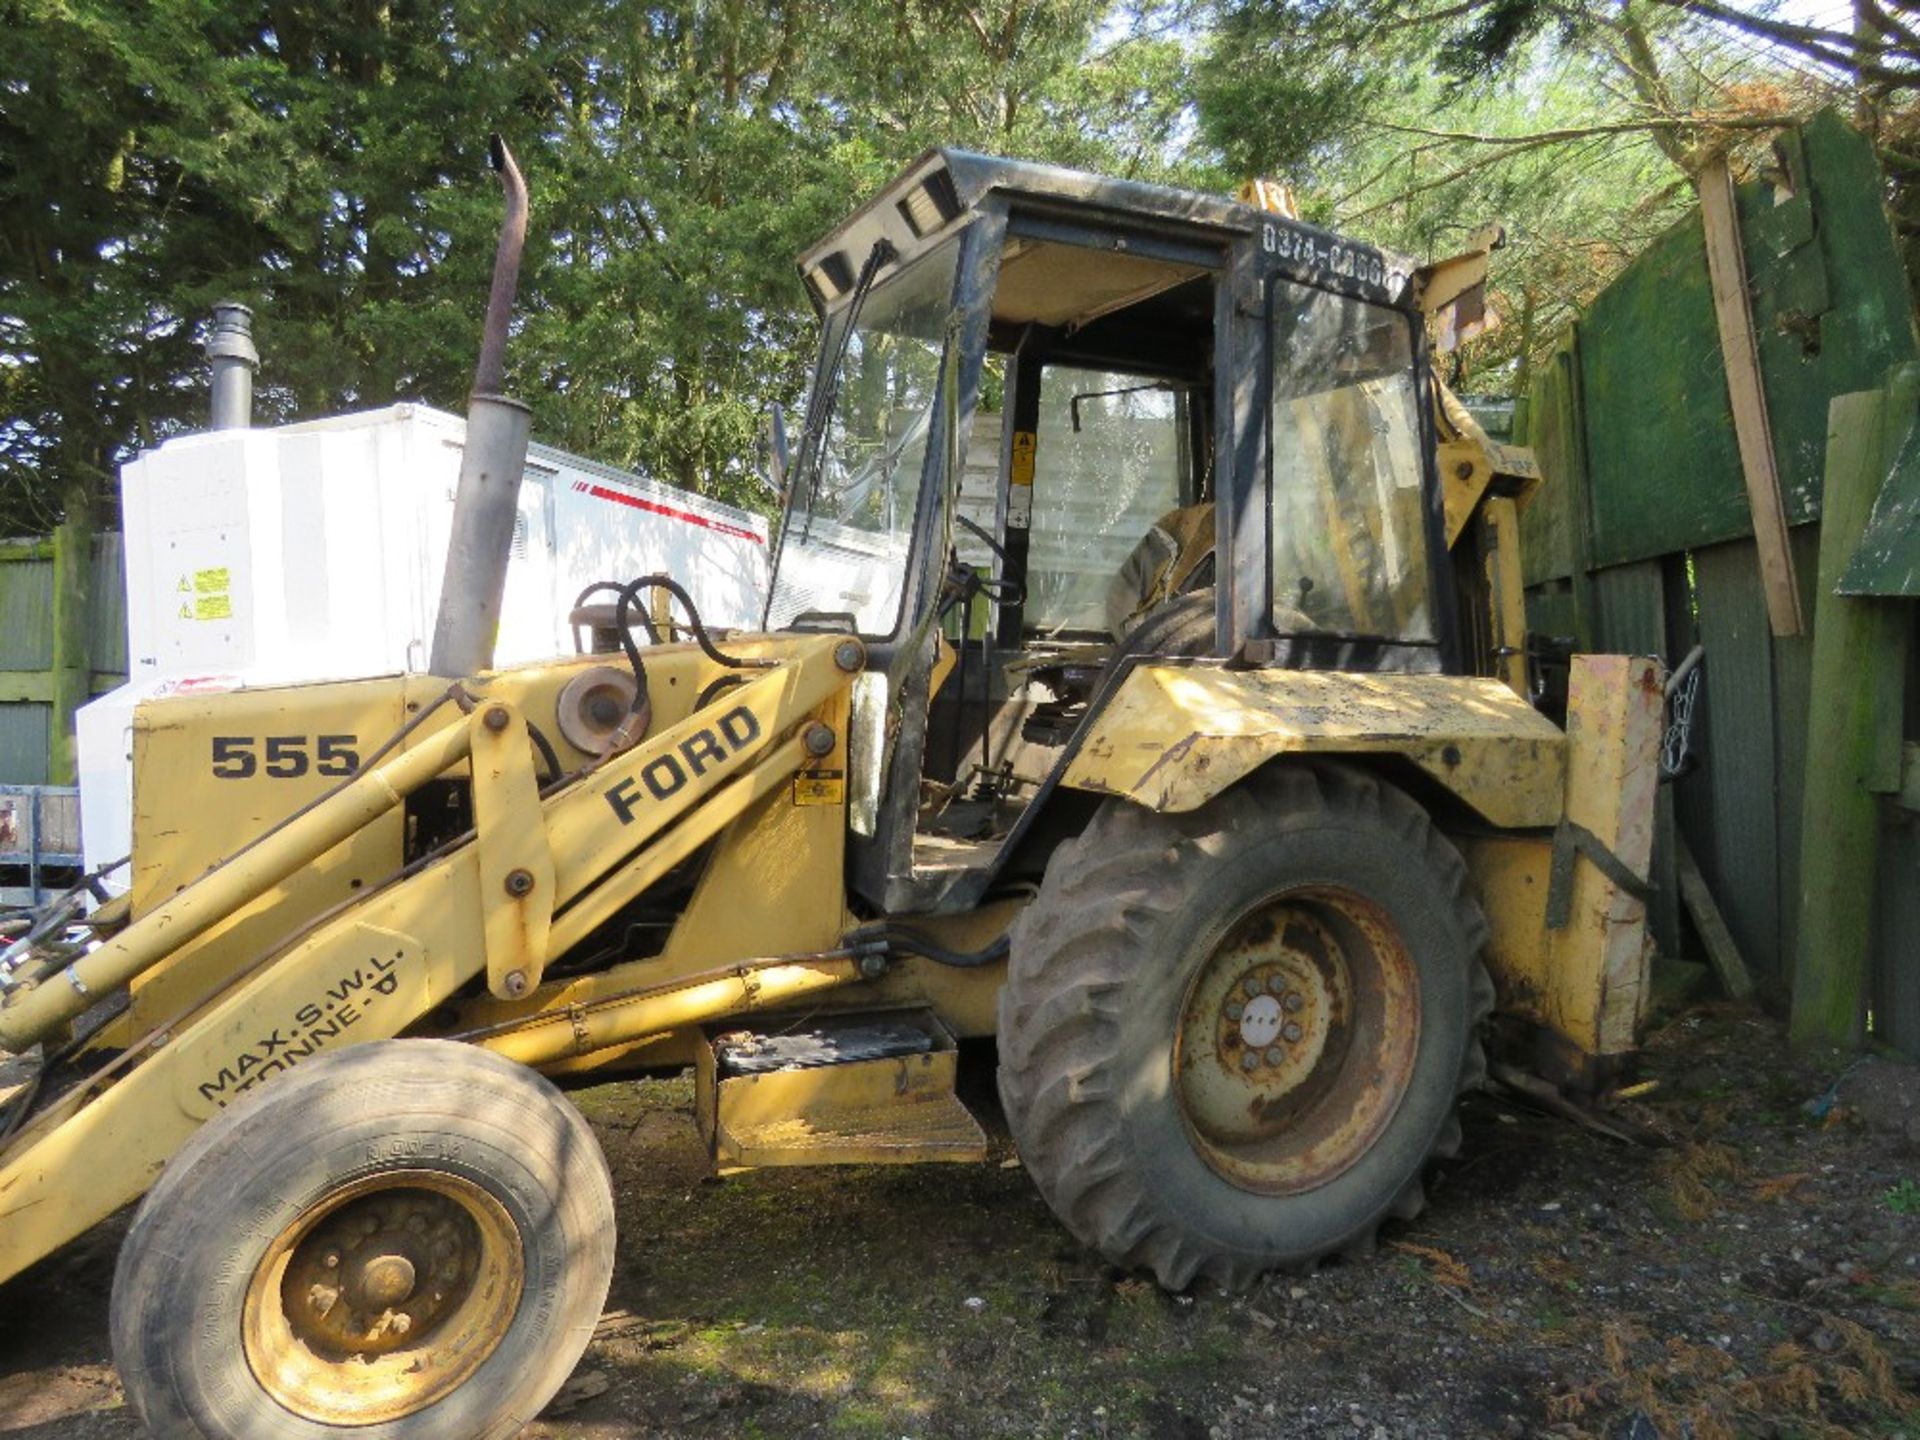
[206, 302, 258, 430]
[428, 135, 535, 679]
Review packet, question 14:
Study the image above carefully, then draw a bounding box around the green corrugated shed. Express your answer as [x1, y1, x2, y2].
[0, 558, 54, 671]
[1525, 109, 1918, 577]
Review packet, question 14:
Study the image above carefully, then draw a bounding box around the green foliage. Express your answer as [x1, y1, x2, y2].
[2, 0, 1903, 540]
[1191, 1, 1854, 389]
[1, 0, 1215, 534]
[1885, 1178, 1920, 1215]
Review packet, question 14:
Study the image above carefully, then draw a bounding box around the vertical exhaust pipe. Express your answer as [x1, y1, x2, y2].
[206, 302, 258, 430]
[429, 135, 535, 679]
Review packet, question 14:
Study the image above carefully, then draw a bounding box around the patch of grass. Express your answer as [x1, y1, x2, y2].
[1882, 1178, 1920, 1216]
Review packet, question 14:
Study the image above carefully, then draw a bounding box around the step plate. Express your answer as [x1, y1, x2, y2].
[719, 1089, 988, 1169]
[697, 1008, 988, 1170]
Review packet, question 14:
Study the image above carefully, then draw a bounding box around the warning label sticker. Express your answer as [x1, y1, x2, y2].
[793, 769, 846, 806]
[176, 567, 233, 622]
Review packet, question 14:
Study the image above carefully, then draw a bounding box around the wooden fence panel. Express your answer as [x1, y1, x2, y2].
[1680, 539, 1785, 977]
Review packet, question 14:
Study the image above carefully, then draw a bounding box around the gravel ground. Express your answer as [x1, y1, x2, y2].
[1, 1002, 1915, 1439]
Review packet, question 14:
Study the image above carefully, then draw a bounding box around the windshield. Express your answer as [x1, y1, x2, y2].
[767, 242, 961, 637]
[1268, 280, 1434, 643]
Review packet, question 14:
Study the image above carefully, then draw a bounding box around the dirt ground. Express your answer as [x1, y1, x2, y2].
[2, 1002, 1917, 1440]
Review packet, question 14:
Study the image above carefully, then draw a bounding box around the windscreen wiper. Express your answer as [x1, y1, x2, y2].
[789, 239, 897, 538]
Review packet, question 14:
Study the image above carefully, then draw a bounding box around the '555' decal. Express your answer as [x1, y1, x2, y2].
[210, 734, 361, 779]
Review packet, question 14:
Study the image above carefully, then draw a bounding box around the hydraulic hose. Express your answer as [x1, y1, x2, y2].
[845, 922, 1010, 969]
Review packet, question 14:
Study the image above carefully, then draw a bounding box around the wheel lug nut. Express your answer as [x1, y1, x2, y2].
[1225, 1001, 1244, 1021]
[1242, 976, 1262, 997]
[1267, 975, 1287, 994]
[1241, 1051, 1260, 1071]
[1283, 992, 1304, 1013]
[1264, 1046, 1283, 1065]
[1283, 1021, 1303, 1043]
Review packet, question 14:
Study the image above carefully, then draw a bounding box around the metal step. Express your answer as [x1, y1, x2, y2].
[695, 1009, 987, 1170]
[719, 1089, 987, 1167]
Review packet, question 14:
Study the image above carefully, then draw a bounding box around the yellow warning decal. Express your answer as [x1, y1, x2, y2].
[1010, 431, 1036, 487]
[193, 567, 231, 594]
[793, 769, 845, 806]
[193, 593, 232, 620]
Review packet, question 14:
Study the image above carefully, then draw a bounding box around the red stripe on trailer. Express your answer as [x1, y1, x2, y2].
[572, 480, 764, 544]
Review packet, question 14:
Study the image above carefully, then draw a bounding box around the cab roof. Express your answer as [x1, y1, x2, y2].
[797, 148, 1418, 316]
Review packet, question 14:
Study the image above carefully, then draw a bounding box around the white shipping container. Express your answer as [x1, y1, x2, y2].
[117, 403, 769, 679]
[81, 403, 772, 890]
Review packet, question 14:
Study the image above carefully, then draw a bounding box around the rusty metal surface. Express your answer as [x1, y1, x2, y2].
[241, 1169, 523, 1425]
[1467, 656, 1661, 1067]
[1063, 664, 1566, 827]
[1173, 886, 1419, 1196]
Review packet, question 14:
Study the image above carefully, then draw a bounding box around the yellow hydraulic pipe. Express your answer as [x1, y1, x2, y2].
[477, 958, 863, 1067]
[0, 717, 474, 1051]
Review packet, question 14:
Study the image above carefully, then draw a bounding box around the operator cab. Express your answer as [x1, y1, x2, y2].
[767, 151, 1449, 915]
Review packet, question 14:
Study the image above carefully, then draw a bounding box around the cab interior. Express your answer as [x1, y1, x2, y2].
[912, 229, 1222, 889]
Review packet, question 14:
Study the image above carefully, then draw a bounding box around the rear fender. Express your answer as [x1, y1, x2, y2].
[1060, 663, 1566, 828]
[1059, 656, 1663, 1086]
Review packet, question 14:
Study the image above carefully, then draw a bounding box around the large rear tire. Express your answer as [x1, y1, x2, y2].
[997, 762, 1492, 1290]
[111, 1039, 615, 1439]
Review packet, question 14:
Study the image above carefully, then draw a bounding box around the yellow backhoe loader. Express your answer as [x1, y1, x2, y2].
[0, 144, 1659, 1437]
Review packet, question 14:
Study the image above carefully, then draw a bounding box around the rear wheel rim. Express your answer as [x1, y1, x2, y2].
[1173, 885, 1421, 1196]
[242, 1169, 524, 1425]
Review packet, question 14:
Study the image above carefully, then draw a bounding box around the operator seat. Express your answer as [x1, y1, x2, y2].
[1104, 502, 1216, 640]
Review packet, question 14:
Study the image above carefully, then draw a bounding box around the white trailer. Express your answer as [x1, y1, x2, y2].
[78, 403, 771, 891]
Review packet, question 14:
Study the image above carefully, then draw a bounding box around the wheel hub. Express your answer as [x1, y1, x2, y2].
[243, 1171, 524, 1425]
[350, 1252, 418, 1311]
[1173, 886, 1420, 1196]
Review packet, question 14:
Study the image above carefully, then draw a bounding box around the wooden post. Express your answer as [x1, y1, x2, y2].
[1559, 339, 1598, 652]
[1696, 154, 1805, 637]
[1791, 383, 1911, 1049]
[48, 494, 92, 786]
[1675, 836, 1754, 1001]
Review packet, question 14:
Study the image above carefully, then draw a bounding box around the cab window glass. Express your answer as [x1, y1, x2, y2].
[1268, 282, 1433, 642]
[1026, 367, 1183, 634]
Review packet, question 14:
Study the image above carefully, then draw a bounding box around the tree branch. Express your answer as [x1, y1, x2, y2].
[1658, 0, 1920, 86]
[1358, 112, 1801, 147]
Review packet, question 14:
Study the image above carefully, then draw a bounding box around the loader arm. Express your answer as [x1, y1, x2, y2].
[0, 633, 864, 1284]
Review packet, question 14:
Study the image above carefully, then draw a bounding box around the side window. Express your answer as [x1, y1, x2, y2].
[1269, 282, 1434, 643]
[1026, 367, 1184, 634]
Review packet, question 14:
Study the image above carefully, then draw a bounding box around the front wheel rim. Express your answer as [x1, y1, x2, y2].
[1173, 885, 1422, 1196]
[242, 1169, 524, 1425]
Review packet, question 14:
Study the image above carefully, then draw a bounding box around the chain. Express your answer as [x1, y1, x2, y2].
[1661, 650, 1703, 780]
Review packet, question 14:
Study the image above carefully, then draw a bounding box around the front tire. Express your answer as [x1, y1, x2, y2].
[997, 762, 1492, 1290]
[111, 1039, 616, 1439]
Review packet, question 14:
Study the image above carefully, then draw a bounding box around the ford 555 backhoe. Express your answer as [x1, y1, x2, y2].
[0, 145, 1658, 1438]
